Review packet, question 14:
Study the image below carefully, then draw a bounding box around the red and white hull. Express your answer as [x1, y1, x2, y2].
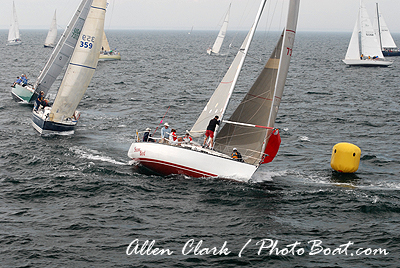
[128, 142, 257, 182]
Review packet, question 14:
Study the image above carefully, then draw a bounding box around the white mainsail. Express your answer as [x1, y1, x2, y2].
[33, 0, 93, 100]
[207, 4, 231, 54]
[345, 13, 361, 60]
[49, 0, 106, 124]
[215, 0, 300, 165]
[7, 1, 21, 44]
[359, 1, 383, 58]
[374, 3, 397, 50]
[191, 1, 266, 138]
[44, 10, 58, 47]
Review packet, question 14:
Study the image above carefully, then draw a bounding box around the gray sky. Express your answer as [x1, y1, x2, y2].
[1, 0, 400, 33]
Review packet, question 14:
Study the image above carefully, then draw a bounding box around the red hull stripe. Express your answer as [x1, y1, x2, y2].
[137, 158, 217, 178]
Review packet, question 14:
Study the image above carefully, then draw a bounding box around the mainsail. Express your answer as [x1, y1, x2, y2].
[374, 3, 397, 50]
[359, 1, 383, 58]
[215, 0, 299, 165]
[32, 0, 93, 101]
[208, 4, 231, 54]
[191, 1, 267, 138]
[44, 10, 58, 47]
[8, 1, 20, 43]
[49, 0, 106, 123]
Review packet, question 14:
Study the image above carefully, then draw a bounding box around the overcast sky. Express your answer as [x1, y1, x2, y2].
[1, 0, 400, 33]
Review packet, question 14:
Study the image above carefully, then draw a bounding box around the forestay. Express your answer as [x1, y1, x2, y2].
[33, 0, 93, 99]
[215, 0, 300, 166]
[49, 0, 106, 123]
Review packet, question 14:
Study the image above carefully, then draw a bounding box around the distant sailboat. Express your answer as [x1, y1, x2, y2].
[32, 0, 106, 135]
[207, 4, 230, 55]
[374, 3, 400, 57]
[99, 31, 121, 61]
[188, 26, 193, 35]
[44, 10, 58, 48]
[128, 0, 300, 182]
[11, 0, 92, 104]
[7, 1, 21, 46]
[342, 0, 392, 66]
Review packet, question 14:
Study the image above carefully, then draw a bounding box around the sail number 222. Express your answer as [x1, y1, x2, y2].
[80, 35, 95, 49]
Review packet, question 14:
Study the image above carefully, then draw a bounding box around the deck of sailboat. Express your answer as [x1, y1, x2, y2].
[342, 59, 393, 66]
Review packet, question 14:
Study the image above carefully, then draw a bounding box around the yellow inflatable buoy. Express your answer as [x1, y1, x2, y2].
[330, 143, 361, 173]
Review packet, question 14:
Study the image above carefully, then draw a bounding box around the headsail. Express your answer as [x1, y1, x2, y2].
[215, 0, 300, 165]
[190, 1, 267, 138]
[101, 31, 111, 51]
[32, 0, 93, 101]
[44, 10, 58, 47]
[345, 14, 361, 60]
[49, 0, 106, 123]
[208, 4, 231, 54]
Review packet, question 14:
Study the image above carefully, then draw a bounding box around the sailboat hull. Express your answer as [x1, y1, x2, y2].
[382, 50, 400, 57]
[32, 108, 78, 136]
[11, 84, 35, 103]
[7, 40, 22, 46]
[128, 142, 257, 182]
[99, 53, 121, 61]
[342, 59, 392, 66]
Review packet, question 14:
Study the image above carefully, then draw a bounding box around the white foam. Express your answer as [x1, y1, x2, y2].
[70, 146, 127, 165]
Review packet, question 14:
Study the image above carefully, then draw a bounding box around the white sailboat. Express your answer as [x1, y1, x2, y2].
[44, 10, 58, 48]
[342, 0, 392, 66]
[128, 0, 300, 182]
[99, 31, 121, 61]
[207, 4, 230, 55]
[32, 0, 107, 135]
[7, 1, 21, 46]
[11, 0, 93, 104]
[373, 3, 400, 57]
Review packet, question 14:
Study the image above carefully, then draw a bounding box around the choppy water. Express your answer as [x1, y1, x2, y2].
[0, 29, 399, 267]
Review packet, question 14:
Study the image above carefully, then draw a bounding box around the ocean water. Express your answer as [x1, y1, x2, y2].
[0, 29, 399, 267]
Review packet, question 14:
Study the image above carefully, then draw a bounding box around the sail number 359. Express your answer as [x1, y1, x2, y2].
[80, 35, 95, 49]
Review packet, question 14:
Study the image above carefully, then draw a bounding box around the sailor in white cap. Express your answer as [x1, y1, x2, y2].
[160, 122, 171, 143]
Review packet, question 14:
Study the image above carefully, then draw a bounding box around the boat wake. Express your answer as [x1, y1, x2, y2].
[70, 146, 127, 165]
[251, 170, 287, 183]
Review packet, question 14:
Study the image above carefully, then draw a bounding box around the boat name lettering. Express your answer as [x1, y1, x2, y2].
[134, 147, 146, 156]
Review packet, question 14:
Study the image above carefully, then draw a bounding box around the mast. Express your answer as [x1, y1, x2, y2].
[376, 3, 382, 51]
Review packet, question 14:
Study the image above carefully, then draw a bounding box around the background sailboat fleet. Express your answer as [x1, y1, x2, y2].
[5, 0, 400, 181]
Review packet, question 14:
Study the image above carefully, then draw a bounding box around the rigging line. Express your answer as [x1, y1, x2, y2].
[152, 106, 170, 136]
